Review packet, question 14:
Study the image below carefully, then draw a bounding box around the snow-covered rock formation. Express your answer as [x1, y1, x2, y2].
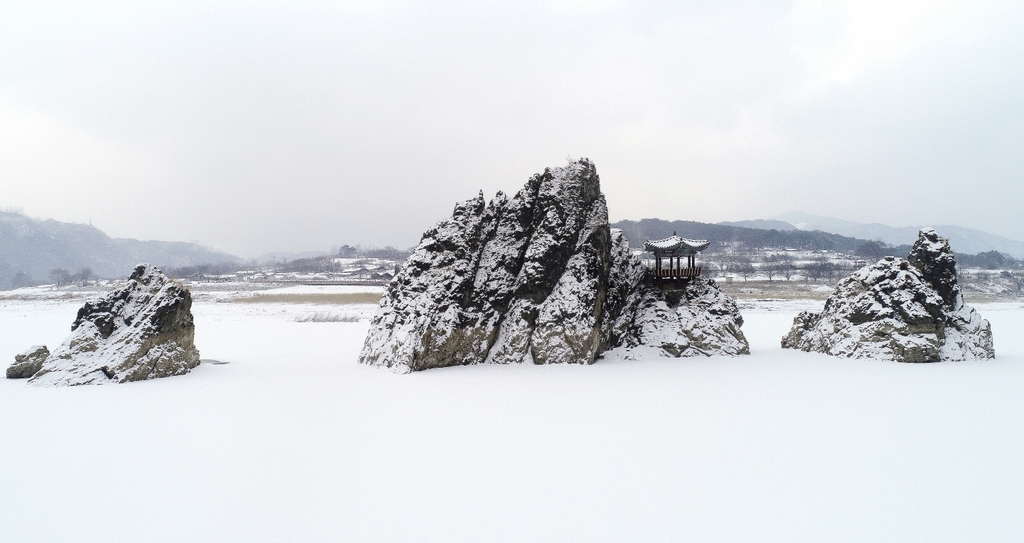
[359, 159, 748, 373]
[781, 228, 994, 362]
[28, 264, 201, 386]
[7, 346, 49, 379]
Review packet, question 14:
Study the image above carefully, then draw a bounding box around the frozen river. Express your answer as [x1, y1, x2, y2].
[2, 289, 1023, 542]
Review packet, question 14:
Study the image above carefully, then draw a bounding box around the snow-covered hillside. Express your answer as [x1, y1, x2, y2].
[2, 285, 1023, 542]
[0, 210, 241, 288]
[775, 211, 1024, 258]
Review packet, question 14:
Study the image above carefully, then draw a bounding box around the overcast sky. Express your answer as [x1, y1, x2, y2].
[2, 0, 1021, 257]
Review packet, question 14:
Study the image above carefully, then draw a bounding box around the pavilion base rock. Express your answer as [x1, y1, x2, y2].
[359, 159, 749, 373]
[27, 264, 201, 386]
[781, 228, 994, 362]
[604, 277, 749, 360]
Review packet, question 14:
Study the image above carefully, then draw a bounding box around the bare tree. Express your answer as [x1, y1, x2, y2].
[763, 253, 796, 282]
[733, 257, 755, 282]
[805, 261, 821, 282]
[702, 253, 730, 277]
[822, 261, 841, 283]
[11, 271, 34, 289]
[805, 258, 839, 283]
[49, 268, 72, 287]
[1003, 271, 1024, 293]
[363, 246, 411, 260]
[74, 267, 94, 284]
[715, 256, 731, 276]
[781, 262, 797, 281]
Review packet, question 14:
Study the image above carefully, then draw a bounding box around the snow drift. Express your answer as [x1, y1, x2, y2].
[359, 159, 748, 373]
[25, 264, 202, 386]
[782, 228, 994, 362]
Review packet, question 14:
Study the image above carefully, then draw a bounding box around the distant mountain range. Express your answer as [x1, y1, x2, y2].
[7, 206, 1017, 290]
[0, 211, 241, 289]
[612, 218, 875, 254]
[726, 212, 1024, 258]
[718, 219, 797, 231]
[613, 214, 1024, 260]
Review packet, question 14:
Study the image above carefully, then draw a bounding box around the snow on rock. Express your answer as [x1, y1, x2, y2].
[28, 264, 201, 386]
[605, 274, 750, 360]
[600, 228, 748, 360]
[6, 345, 48, 379]
[781, 228, 994, 362]
[359, 159, 749, 373]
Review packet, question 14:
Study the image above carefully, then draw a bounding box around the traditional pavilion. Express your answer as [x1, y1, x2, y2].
[643, 233, 710, 280]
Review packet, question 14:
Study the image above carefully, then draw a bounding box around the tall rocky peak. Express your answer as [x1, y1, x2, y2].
[360, 159, 748, 373]
[24, 264, 201, 386]
[782, 229, 993, 362]
[907, 227, 960, 307]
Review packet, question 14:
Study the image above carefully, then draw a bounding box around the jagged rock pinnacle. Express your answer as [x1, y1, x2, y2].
[359, 159, 748, 373]
[782, 229, 993, 362]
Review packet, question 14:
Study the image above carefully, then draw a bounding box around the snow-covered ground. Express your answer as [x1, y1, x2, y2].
[2, 288, 1023, 542]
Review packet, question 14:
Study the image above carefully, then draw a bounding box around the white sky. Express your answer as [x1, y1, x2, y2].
[1, 0, 1021, 257]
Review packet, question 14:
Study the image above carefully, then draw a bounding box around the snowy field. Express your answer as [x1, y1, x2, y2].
[2, 287, 1024, 542]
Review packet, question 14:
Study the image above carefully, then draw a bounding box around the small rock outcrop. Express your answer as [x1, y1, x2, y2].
[28, 264, 201, 386]
[359, 159, 748, 373]
[601, 230, 748, 359]
[7, 346, 49, 379]
[608, 283, 749, 359]
[781, 228, 994, 362]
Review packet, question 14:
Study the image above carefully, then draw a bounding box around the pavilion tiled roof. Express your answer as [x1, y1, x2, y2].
[642, 235, 710, 254]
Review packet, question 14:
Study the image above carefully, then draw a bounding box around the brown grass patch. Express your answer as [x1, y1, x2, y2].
[723, 291, 831, 300]
[229, 293, 382, 305]
[294, 311, 362, 322]
[963, 295, 1024, 304]
[718, 281, 833, 300]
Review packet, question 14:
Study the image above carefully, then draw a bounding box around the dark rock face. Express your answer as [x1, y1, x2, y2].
[7, 346, 49, 379]
[782, 229, 993, 362]
[359, 159, 748, 373]
[907, 227, 960, 306]
[28, 264, 201, 386]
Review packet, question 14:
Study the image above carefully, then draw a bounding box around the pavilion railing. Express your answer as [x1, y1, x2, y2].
[651, 266, 702, 278]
